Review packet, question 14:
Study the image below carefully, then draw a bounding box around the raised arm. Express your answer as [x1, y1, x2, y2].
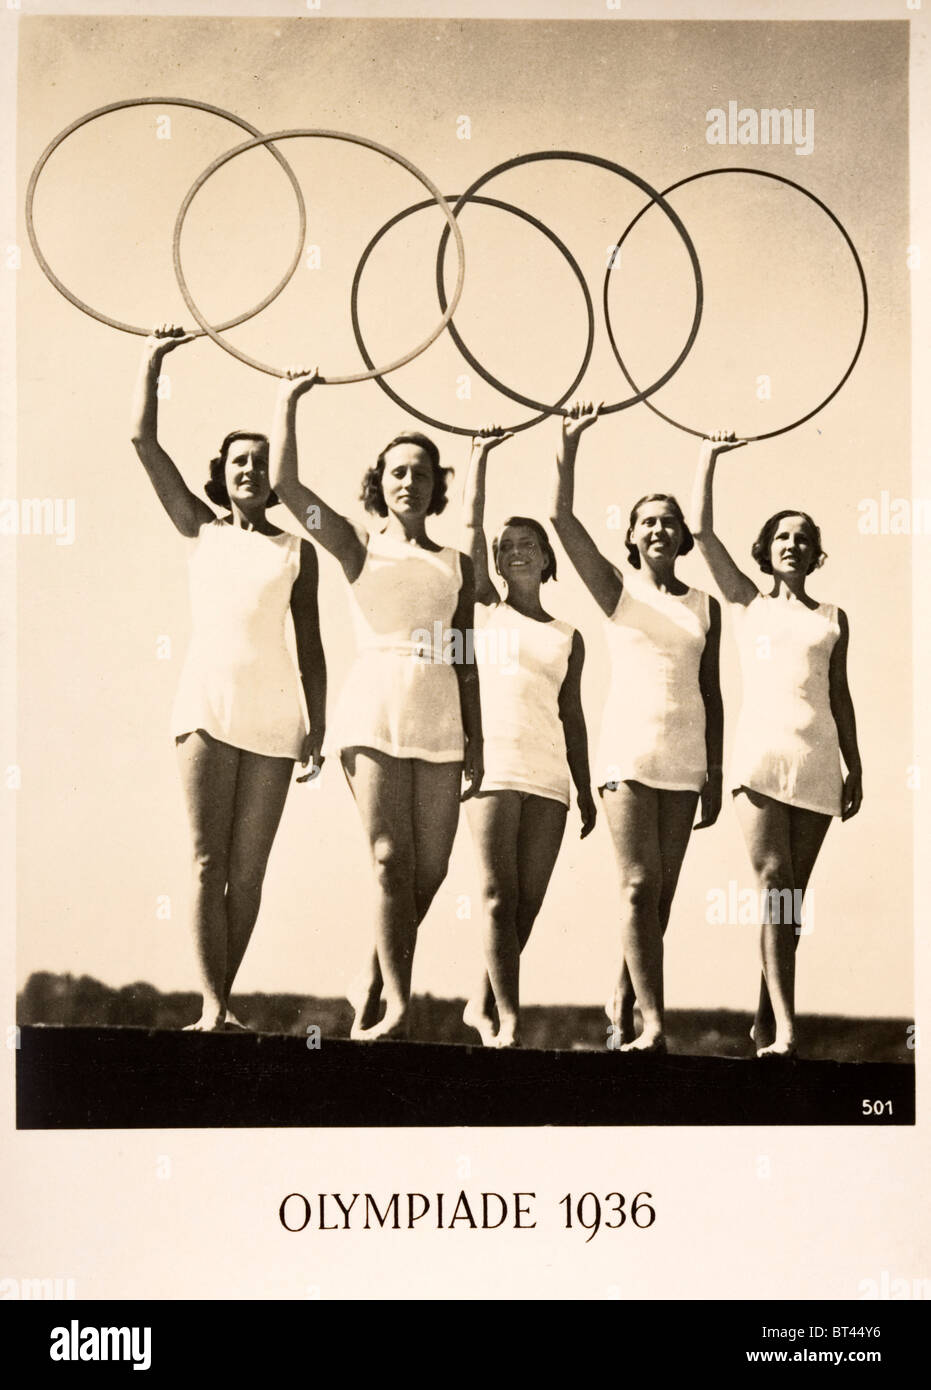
[695, 596, 724, 829]
[130, 324, 214, 538]
[828, 608, 863, 820]
[290, 540, 328, 783]
[462, 426, 514, 607]
[269, 370, 367, 584]
[549, 402, 622, 617]
[450, 553, 483, 801]
[557, 630, 597, 838]
[689, 431, 758, 606]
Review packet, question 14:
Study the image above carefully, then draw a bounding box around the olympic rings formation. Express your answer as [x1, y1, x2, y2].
[26, 101, 869, 436]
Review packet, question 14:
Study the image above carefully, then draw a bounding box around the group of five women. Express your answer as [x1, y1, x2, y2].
[131, 326, 862, 1058]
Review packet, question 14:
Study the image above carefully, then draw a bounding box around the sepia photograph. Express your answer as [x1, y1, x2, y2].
[1, 0, 928, 1307]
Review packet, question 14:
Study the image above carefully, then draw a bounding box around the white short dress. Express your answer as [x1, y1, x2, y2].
[729, 595, 843, 816]
[171, 519, 306, 760]
[595, 573, 711, 793]
[333, 532, 465, 762]
[476, 603, 575, 807]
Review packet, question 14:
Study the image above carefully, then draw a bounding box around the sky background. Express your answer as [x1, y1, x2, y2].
[15, 15, 912, 1015]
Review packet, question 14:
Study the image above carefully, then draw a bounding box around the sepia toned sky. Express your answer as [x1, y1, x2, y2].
[14, 13, 912, 1017]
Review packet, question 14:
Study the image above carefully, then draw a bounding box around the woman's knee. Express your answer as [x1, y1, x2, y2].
[481, 873, 519, 922]
[191, 848, 229, 888]
[617, 868, 660, 914]
[750, 853, 793, 891]
[371, 835, 414, 894]
[227, 858, 266, 900]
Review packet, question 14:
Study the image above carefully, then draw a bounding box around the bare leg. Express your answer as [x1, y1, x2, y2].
[224, 750, 294, 1024]
[752, 802, 831, 1048]
[502, 795, 568, 1048]
[733, 788, 805, 1057]
[465, 792, 522, 1046]
[602, 782, 665, 1051]
[344, 757, 462, 1037]
[340, 756, 385, 1032]
[176, 732, 240, 1030]
[411, 759, 463, 925]
[610, 788, 698, 1043]
[341, 749, 416, 1040]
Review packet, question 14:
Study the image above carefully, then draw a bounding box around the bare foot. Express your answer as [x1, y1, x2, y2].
[223, 1010, 250, 1033]
[756, 1039, 797, 1059]
[183, 1011, 226, 1032]
[347, 973, 385, 1037]
[493, 1012, 521, 1049]
[463, 999, 498, 1047]
[620, 1032, 667, 1055]
[355, 1007, 409, 1043]
[750, 1021, 776, 1050]
[605, 992, 637, 1045]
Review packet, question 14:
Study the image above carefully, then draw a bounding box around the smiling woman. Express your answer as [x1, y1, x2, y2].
[129, 325, 327, 1033]
[689, 430, 863, 1059]
[551, 403, 724, 1057]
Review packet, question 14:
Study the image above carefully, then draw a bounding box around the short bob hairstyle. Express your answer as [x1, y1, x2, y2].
[492, 515, 558, 582]
[360, 431, 452, 517]
[625, 493, 694, 568]
[205, 431, 277, 509]
[751, 509, 826, 575]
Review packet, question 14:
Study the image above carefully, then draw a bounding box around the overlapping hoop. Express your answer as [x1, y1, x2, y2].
[26, 104, 868, 440]
[25, 97, 307, 337]
[173, 129, 467, 383]
[351, 193, 596, 437]
[432, 152, 705, 418]
[602, 167, 869, 441]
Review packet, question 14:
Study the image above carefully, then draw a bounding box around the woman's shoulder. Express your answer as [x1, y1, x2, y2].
[683, 584, 717, 621]
[817, 599, 843, 628]
[551, 616, 578, 642]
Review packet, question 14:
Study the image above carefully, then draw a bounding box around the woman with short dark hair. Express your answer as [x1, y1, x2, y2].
[460, 429, 597, 1048]
[270, 370, 482, 1041]
[551, 403, 723, 1055]
[131, 327, 326, 1032]
[690, 431, 862, 1057]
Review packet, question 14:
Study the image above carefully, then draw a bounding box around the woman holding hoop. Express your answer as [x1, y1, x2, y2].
[459, 428, 597, 1048]
[131, 326, 326, 1032]
[270, 370, 483, 1042]
[551, 403, 724, 1054]
[690, 432, 862, 1058]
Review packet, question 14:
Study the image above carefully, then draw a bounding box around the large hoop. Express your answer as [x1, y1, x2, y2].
[351, 193, 595, 436]
[173, 129, 467, 382]
[603, 168, 869, 441]
[25, 97, 307, 337]
[433, 151, 705, 416]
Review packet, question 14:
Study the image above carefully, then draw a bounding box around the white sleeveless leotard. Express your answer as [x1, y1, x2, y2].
[333, 532, 465, 762]
[476, 603, 575, 807]
[729, 594, 843, 816]
[171, 519, 306, 759]
[595, 572, 711, 793]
